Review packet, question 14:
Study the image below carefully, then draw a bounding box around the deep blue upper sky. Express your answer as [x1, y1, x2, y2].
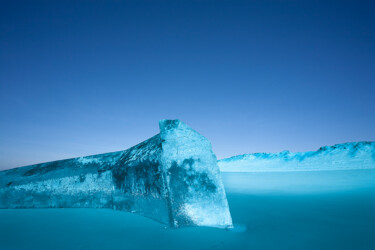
[1, 0, 374, 170]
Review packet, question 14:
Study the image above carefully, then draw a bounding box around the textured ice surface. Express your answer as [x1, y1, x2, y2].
[159, 120, 231, 227]
[219, 142, 375, 172]
[0, 120, 232, 228]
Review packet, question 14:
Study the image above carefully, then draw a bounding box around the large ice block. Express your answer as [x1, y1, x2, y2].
[0, 120, 232, 228]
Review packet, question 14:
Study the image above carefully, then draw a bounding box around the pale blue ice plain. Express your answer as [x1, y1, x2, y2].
[219, 141, 375, 172]
[0, 128, 375, 249]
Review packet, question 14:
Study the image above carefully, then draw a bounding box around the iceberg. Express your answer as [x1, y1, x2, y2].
[0, 120, 232, 228]
[218, 142, 375, 172]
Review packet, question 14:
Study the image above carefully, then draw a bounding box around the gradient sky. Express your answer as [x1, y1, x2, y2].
[1, 0, 374, 170]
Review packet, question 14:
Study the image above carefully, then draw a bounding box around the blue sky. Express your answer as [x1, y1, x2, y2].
[1, 0, 374, 170]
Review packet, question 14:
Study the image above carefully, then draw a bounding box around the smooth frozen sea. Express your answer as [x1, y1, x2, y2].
[1, 170, 374, 250]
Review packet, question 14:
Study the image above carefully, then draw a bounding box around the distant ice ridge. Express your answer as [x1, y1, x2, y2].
[0, 120, 232, 229]
[218, 142, 375, 172]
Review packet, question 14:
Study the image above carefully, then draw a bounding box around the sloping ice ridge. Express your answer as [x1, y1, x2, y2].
[218, 142, 375, 172]
[0, 120, 232, 229]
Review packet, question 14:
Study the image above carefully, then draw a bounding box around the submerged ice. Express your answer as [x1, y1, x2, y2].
[0, 120, 232, 228]
[219, 141, 375, 172]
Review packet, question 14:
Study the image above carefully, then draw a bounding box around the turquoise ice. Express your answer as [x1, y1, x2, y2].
[0, 120, 232, 228]
[219, 142, 375, 172]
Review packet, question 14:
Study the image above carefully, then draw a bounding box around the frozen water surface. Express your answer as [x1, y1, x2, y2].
[1, 169, 374, 249]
